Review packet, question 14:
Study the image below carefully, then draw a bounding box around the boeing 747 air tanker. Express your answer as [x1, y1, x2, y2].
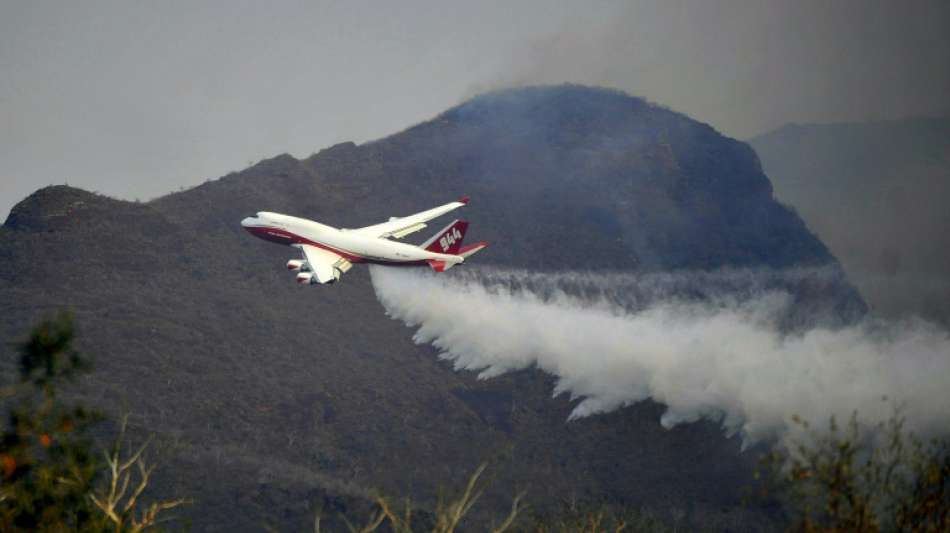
[241, 197, 487, 284]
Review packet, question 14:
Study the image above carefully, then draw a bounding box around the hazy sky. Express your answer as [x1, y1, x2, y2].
[2, 0, 948, 219]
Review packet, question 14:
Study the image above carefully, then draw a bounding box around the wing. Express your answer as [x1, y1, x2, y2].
[350, 197, 469, 239]
[297, 244, 352, 284]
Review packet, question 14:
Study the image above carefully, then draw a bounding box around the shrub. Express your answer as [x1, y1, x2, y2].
[760, 412, 949, 532]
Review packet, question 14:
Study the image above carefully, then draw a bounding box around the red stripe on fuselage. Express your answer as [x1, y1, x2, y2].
[243, 225, 429, 267]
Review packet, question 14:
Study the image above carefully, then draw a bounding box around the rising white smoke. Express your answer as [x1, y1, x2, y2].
[370, 265, 950, 445]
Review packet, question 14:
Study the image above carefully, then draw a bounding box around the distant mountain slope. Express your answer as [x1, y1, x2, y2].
[1, 85, 860, 530]
[750, 118, 950, 324]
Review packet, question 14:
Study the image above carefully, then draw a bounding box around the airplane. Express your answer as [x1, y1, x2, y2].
[240, 197, 487, 284]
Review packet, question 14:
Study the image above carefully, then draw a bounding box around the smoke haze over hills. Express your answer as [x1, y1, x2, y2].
[751, 118, 950, 324]
[3, 1, 948, 219]
[2, 0, 950, 526]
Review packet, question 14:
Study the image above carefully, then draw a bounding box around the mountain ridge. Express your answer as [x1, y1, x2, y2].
[749, 116, 950, 323]
[2, 84, 864, 530]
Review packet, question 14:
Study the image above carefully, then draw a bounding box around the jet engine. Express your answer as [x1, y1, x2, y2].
[295, 271, 337, 285]
[287, 259, 309, 272]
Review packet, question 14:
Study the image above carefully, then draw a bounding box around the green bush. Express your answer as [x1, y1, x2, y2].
[0, 313, 104, 531]
[761, 413, 949, 532]
[0, 314, 187, 532]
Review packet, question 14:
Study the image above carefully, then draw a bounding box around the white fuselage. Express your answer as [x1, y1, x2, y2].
[241, 212, 463, 266]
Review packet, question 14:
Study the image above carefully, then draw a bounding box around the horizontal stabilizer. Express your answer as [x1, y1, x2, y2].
[459, 241, 488, 259]
[426, 259, 448, 273]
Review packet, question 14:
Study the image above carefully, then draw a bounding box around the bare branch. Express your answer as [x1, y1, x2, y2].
[491, 490, 525, 533]
[89, 415, 188, 531]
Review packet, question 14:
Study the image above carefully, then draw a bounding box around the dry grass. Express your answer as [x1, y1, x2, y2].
[315, 463, 524, 533]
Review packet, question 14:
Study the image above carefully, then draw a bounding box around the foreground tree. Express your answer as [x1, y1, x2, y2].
[0, 313, 186, 531]
[0, 313, 104, 531]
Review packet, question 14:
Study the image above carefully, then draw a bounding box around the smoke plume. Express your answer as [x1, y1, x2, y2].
[370, 265, 950, 445]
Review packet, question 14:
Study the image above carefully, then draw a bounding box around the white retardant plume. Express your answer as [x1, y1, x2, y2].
[369, 266, 950, 445]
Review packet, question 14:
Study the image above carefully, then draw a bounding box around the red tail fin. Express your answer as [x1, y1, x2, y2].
[422, 219, 468, 254]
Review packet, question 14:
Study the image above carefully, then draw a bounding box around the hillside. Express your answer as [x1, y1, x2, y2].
[750, 118, 950, 324]
[1, 85, 862, 530]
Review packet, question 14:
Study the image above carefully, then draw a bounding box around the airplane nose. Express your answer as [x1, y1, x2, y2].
[241, 216, 258, 228]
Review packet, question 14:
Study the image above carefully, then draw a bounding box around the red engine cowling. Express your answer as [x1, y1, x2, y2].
[287, 259, 307, 272]
[296, 272, 315, 285]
